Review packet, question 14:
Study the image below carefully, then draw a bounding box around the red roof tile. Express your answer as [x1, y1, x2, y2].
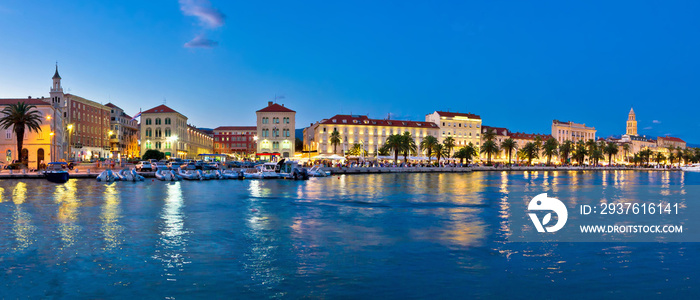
[0, 98, 51, 106]
[482, 125, 509, 135]
[320, 114, 438, 129]
[510, 132, 553, 140]
[658, 136, 685, 143]
[143, 104, 179, 114]
[435, 111, 481, 119]
[215, 126, 257, 131]
[257, 102, 295, 113]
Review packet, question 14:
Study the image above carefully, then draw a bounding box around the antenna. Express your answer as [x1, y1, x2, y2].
[163, 98, 167, 105]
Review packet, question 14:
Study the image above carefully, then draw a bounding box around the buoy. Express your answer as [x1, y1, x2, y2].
[338, 177, 340, 179]
[251, 209, 258, 212]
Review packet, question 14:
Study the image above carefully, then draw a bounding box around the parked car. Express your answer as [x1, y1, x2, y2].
[181, 162, 197, 170]
[168, 161, 183, 169]
[152, 161, 169, 171]
[136, 161, 152, 171]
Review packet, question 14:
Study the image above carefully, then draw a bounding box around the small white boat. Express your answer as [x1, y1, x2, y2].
[117, 169, 137, 181]
[155, 169, 175, 181]
[178, 168, 202, 180]
[96, 169, 119, 182]
[221, 169, 245, 179]
[130, 169, 145, 181]
[307, 166, 331, 177]
[681, 163, 700, 172]
[197, 169, 220, 180]
[243, 164, 280, 179]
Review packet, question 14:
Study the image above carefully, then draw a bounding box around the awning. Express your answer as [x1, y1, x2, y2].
[256, 152, 281, 156]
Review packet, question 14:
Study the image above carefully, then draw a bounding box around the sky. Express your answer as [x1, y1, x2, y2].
[1, 0, 699, 143]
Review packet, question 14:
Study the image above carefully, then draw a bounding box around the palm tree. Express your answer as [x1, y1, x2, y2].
[480, 140, 499, 165]
[482, 128, 496, 141]
[603, 142, 619, 166]
[638, 148, 653, 166]
[573, 141, 588, 165]
[675, 147, 684, 168]
[443, 136, 456, 158]
[455, 142, 478, 165]
[559, 140, 573, 165]
[349, 143, 367, 156]
[420, 135, 439, 163]
[654, 152, 666, 165]
[542, 138, 559, 165]
[329, 129, 341, 154]
[434, 144, 447, 165]
[585, 139, 598, 165]
[667, 151, 676, 166]
[0, 102, 44, 165]
[521, 142, 539, 165]
[591, 148, 605, 166]
[385, 134, 403, 163]
[621, 143, 631, 163]
[401, 131, 417, 163]
[500, 138, 518, 165]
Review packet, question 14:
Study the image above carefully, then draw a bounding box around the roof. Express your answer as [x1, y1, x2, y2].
[257, 102, 296, 113]
[435, 111, 481, 120]
[482, 125, 509, 135]
[65, 94, 111, 110]
[142, 104, 180, 114]
[105, 103, 120, 109]
[0, 98, 51, 106]
[214, 126, 257, 131]
[510, 132, 553, 140]
[320, 114, 439, 129]
[187, 124, 213, 136]
[658, 136, 686, 143]
[53, 65, 61, 79]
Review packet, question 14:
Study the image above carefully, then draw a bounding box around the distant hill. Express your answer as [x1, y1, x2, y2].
[688, 143, 700, 148]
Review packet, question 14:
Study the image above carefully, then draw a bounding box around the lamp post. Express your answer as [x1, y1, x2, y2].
[67, 124, 74, 161]
[49, 131, 55, 163]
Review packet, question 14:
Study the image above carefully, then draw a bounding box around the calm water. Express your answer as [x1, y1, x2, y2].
[0, 171, 698, 298]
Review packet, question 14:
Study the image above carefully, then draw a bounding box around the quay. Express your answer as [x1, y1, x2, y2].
[321, 165, 680, 175]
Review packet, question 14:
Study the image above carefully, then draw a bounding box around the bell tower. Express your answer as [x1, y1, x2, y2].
[49, 64, 64, 105]
[626, 107, 637, 136]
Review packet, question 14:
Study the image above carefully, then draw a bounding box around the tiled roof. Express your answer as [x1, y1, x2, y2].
[105, 103, 119, 109]
[482, 125, 509, 135]
[143, 104, 179, 114]
[510, 132, 553, 140]
[215, 126, 257, 131]
[0, 98, 51, 106]
[658, 136, 685, 143]
[320, 114, 438, 129]
[257, 102, 295, 113]
[435, 111, 481, 119]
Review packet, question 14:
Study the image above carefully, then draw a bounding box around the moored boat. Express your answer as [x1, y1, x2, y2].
[44, 162, 70, 183]
[681, 163, 700, 172]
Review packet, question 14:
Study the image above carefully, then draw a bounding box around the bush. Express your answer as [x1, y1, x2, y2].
[142, 150, 165, 161]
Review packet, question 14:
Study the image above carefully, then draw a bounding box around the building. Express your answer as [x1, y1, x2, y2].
[657, 136, 686, 150]
[302, 121, 321, 153]
[213, 126, 257, 157]
[425, 111, 482, 148]
[256, 101, 296, 159]
[186, 124, 214, 158]
[105, 103, 139, 159]
[551, 120, 596, 143]
[65, 93, 111, 161]
[481, 126, 510, 161]
[309, 114, 439, 156]
[626, 108, 638, 136]
[139, 104, 189, 159]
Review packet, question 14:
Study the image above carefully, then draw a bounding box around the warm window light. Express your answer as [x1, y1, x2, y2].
[46, 115, 51, 120]
[49, 132, 54, 136]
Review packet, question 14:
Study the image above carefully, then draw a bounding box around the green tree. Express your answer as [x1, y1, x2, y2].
[142, 149, 165, 161]
[480, 140, 499, 165]
[434, 144, 448, 165]
[420, 135, 439, 163]
[443, 136, 456, 158]
[348, 143, 367, 156]
[573, 140, 588, 165]
[329, 129, 341, 154]
[559, 140, 573, 165]
[675, 147, 684, 168]
[603, 142, 619, 166]
[454, 143, 478, 165]
[500, 138, 518, 165]
[385, 134, 403, 163]
[621, 143, 631, 163]
[0, 102, 44, 165]
[378, 143, 390, 156]
[585, 139, 598, 165]
[521, 142, 539, 165]
[542, 138, 559, 165]
[482, 128, 496, 141]
[401, 131, 418, 163]
[654, 152, 666, 165]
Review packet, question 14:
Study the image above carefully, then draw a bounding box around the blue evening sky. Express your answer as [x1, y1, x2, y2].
[1, 1, 699, 143]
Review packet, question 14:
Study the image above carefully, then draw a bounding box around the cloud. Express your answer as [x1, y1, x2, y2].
[184, 35, 219, 48]
[653, 120, 661, 124]
[643, 126, 653, 130]
[179, 0, 225, 28]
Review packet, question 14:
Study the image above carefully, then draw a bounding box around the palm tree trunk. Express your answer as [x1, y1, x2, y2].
[15, 128, 24, 165]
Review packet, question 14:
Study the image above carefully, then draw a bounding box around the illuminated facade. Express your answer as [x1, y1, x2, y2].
[425, 111, 482, 147]
[626, 108, 638, 136]
[105, 103, 139, 159]
[186, 125, 214, 159]
[139, 104, 189, 159]
[214, 126, 256, 156]
[309, 114, 439, 155]
[256, 101, 296, 159]
[551, 120, 596, 143]
[657, 136, 686, 150]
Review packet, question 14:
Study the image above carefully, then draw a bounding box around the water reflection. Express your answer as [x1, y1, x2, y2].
[54, 180, 81, 249]
[12, 182, 35, 251]
[157, 183, 190, 283]
[101, 183, 123, 251]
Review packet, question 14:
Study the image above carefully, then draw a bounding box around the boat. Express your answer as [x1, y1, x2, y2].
[170, 170, 183, 181]
[243, 163, 280, 179]
[307, 166, 331, 177]
[130, 169, 145, 181]
[681, 163, 700, 172]
[96, 169, 119, 182]
[44, 162, 70, 183]
[155, 169, 175, 181]
[178, 168, 202, 180]
[275, 159, 309, 180]
[117, 169, 139, 181]
[221, 169, 245, 179]
[197, 169, 220, 180]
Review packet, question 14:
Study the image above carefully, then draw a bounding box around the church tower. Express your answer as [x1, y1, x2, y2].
[626, 107, 637, 136]
[49, 64, 64, 106]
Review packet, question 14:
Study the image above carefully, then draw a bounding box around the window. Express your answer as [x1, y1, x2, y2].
[155, 118, 161, 125]
[165, 128, 171, 137]
[146, 118, 152, 125]
[155, 128, 162, 137]
[165, 118, 171, 125]
[5, 130, 10, 139]
[145, 128, 152, 137]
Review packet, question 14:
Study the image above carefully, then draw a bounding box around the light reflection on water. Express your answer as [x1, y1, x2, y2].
[0, 171, 697, 298]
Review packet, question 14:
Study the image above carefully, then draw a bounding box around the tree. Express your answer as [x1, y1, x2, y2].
[521, 142, 539, 165]
[591, 148, 605, 166]
[434, 144, 448, 165]
[585, 139, 598, 165]
[542, 138, 559, 165]
[378, 144, 390, 156]
[654, 152, 666, 165]
[500, 138, 518, 165]
[385, 134, 403, 163]
[420, 135, 439, 163]
[675, 147, 684, 168]
[348, 143, 367, 156]
[559, 140, 573, 165]
[142, 149, 165, 161]
[603, 142, 619, 166]
[329, 129, 341, 154]
[621, 143, 631, 163]
[482, 128, 496, 141]
[639, 148, 653, 166]
[573, 141, 588, 165]
[443, 136, 456, 158]
[455, 143, 478, 165]
[295, 137, 303, 152]
[0, 102, 44, 165]
[480, 140, 499, 165]
[401, 131, 417, 163]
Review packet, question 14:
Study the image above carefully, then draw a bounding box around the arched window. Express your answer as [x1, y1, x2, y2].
[145, 128, 152, 137]
[155, 118, 161, 125]
[155, 128, 162, 137]
[165, 118, 171, 125]
[165, 128, 171, 137]
[145, 118, 152, 125]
